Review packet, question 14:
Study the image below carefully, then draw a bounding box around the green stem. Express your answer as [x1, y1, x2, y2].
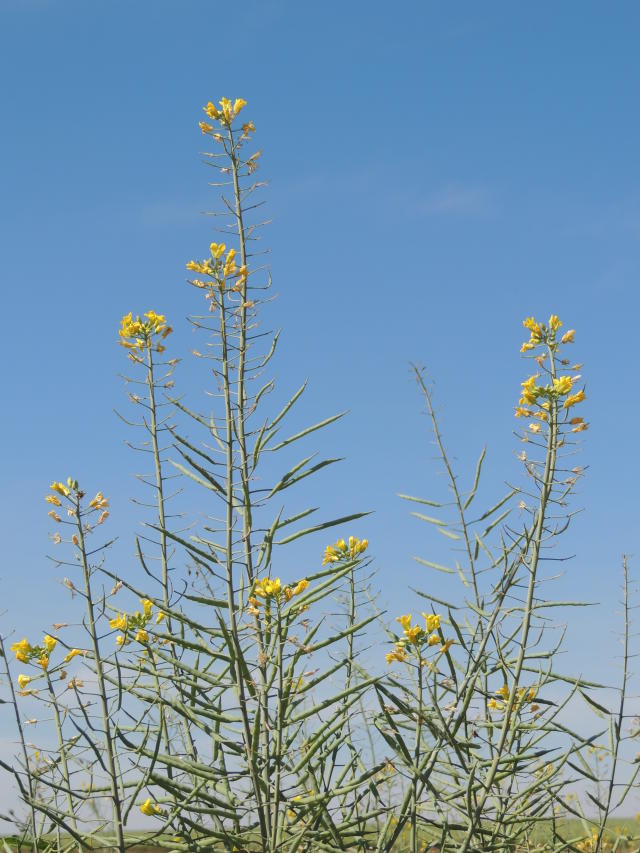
[76, 499, 126, 853]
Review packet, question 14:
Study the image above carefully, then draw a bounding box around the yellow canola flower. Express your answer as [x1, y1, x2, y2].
[199, 121, 213, 133]
[427, 634, 440, 646]
[140, 598, 153, 617]
[219, 97, 233, 123]
[385, 644, 409, 665]
[64, 649, 83, 662]
[520, 375, 541, 405]
[523, 317, 542, 339]
[423, 613, 440, 633]
[564, 390, 586, 409]
[42, 635, 57, 653]
[488, 698, 503, 711]
[496, 685, 509, 699]
[50, 482, 70, 497]
[115, 635, 126, 647]
[528, 422, 541, 434]
[561, 329, 576, 344]
[135, 629, 149, 643]
[203, 101, 220, 119]
[186, 260, 213, 275]
[10, 638, 31, 662]
[520, 342, 535, 352]
[210, 242, 226, 259]
[292, 579, 309, 596]
[17, 674, 31, 689]
[396, 614, 412, 632]
[223, 248, 237, 277]
[38, 655, 49, 670]
[515, 406, 533, 418]
[109, 613, 128, 632]
[405, 625, 422, 643]
[553, 375, 573, 395]
[139, 797, 164, 816]
[45, 494, 61, 506]
[548, 314, 562, 331]
[254, 577, 282, 599]
[155, 611, 166, 624]
[233, 98, 247, 115]
[89, 491, 108, 509]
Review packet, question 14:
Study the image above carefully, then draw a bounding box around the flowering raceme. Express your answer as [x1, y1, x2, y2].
[385, 611, 446, 663]
[186, 243, 248, 293]
[119, 311, 171, 354]
[252, 577, 310, 605]
[516, 314, 588, 434]
[322, 536, 368, 566]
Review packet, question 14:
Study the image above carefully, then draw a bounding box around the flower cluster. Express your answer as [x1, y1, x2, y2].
[385, 612, 451, 665]
[199, 97, 254, 139]
[186, 242, 248, 294]
[46, 481, 110, 529]
[488, 684, 539, 714]
[10, 635, 57, 670]
[322, 536, 369, 566]
[110, 598, 166, 647]
[119, 311, 172, 354]
[521, 314, 575, 352]
[516, 315, 588, 435]
[248, 577, 310, 613]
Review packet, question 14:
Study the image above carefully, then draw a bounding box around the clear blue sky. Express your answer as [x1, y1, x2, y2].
[1, 0, 638, 682]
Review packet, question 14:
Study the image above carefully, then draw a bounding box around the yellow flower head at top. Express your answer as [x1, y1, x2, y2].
[50, 482, 70, 497]
[523, 316, 542, 340]
[548, 314, 562, 332]
[203, 97, 247, 127]
[322, 536, 368, 565]
[254, 577, 282, 600]
[119, 311, 170, 352]
[17, 674, 31, 690]
[552, 375, 573, 396]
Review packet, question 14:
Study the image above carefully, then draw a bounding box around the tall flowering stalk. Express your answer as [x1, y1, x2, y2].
[376, 315, 591, 853]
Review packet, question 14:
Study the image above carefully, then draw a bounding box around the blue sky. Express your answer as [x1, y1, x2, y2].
[1, 0, 639, 685]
